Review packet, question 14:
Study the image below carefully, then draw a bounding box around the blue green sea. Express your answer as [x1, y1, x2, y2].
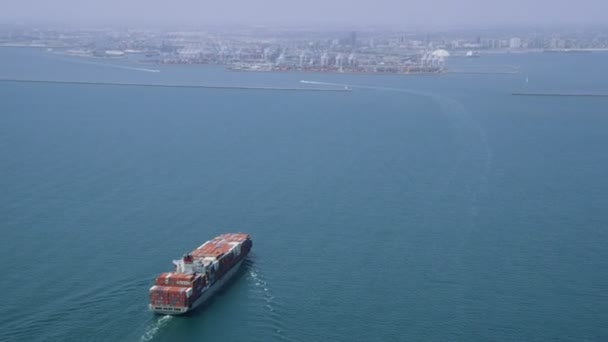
[1, 47, 607, 341]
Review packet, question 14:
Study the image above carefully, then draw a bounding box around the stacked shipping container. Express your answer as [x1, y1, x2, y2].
[149, 286, 191, 307]
[154, 273, 207, 288]
[149, 233, 252, 313]
[191, 233, 253, 279]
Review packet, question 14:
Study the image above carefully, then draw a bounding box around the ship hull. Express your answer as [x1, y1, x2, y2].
[149, 259, 245, 315]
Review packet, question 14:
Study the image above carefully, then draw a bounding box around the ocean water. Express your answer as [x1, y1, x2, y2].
[1, 48, 608, 341]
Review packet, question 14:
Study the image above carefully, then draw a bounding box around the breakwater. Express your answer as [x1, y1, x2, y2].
[449, 70, 519, 75]
[0, 79, 352, 92]
[512, 92, 608, 97]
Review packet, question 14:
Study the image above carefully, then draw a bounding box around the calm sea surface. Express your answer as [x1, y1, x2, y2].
[1, 48, 607, 341]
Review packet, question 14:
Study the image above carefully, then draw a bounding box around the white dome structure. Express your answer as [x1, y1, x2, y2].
[431, 49, 450, 58]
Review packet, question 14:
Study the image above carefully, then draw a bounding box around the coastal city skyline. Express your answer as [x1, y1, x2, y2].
[1, 25, 607, 75]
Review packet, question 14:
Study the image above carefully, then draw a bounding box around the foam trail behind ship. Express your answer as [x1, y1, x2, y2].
[140, 315, 173, 342]
[51, 54, 161, 73]
[72, 59, 161, 73]
[302, 79, 493, 244]
[247, 262, 300, 342]
[300, 80, 343, 86]
[300, 80, 424, 94]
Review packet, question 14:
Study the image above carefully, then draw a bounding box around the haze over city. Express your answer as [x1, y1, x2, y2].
[2, 0, 608, 27]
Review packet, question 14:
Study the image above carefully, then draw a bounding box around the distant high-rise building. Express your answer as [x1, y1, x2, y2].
[335, 53, 344, 68]
[275, 53, 286, 66]
[320, 52, 329, 67]
[348, 53, 357, 66]
[263, 47, 272, 62]
[509, 37, 522, 49]
[551, 38, 566, 49]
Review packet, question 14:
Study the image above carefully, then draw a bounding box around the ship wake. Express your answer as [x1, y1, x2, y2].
[248, 264, 297, 342]
[140, 315, 173, 342]
[73, 59, 161, 73]
[302, 79, 493, 242]
[52, 54, 161, 73]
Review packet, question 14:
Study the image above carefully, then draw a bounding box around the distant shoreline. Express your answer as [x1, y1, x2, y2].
[226, 67, 445, 76]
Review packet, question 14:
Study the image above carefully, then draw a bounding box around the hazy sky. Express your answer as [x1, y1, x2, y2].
[2, 0, 607, 27]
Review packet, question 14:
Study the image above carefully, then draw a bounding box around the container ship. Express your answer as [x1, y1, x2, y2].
[149, 233, 252, 315]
